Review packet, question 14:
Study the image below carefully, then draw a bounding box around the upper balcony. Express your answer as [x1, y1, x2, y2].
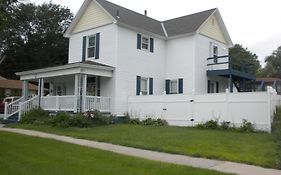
[207, 55, 256, 92]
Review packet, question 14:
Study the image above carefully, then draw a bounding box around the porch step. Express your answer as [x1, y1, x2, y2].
[2, 113, 19, 124]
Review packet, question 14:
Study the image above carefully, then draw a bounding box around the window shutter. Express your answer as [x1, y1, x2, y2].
[82, 36, 87, 62]
[136, 76, 141, 95]
[208, 80, 211, 93]
[216, 81, 219, 93]
[165, 80, 170, 94]
[150, 38, 154, 53]
[137, 34, 141, 49]
[95, 33, 100, 59]
[149, 78, 153, 95]
[178, 78, 183, 94]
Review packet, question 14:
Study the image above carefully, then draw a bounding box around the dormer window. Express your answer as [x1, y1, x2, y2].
[88, 35, 96, 58]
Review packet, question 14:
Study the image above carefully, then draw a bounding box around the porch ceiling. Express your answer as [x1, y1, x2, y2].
[16, 61, 115, 80]
[207, 69, 256, 80]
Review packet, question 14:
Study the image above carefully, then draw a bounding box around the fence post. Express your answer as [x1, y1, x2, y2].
[18, 102, 22, 121]
[267, 86, 272, 133]
[4, 102, 8, 120]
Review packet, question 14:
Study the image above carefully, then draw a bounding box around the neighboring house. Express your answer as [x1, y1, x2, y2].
[7, 0, 277, 131]
[0, 77, 37, 98]
[256, 77, 281, 94]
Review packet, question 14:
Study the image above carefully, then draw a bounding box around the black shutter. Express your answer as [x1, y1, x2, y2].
[150, 38, 154, 53]
[149, 78, 153, 95]
[136, 76, 141, 95]
[82, 36, 87, 62]
[95, 33, 100, 59]
[165, 80, 170, 94]
[208, 80, 211, 93]
[216, 81, 219, 93]
[178, 78, 183, 94]
[137, 34, 141, 49]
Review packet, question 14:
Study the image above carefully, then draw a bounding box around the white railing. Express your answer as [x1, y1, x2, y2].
[4, 97, 24, 120]
[18, 96, 39, 121]
[41, 95, 75, 112]
[85, 96, 110, 112]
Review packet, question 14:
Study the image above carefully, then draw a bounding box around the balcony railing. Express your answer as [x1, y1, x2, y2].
[207, 55, 230, 71]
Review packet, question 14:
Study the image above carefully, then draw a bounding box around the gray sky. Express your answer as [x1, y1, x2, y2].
[29, 0, 281, 66]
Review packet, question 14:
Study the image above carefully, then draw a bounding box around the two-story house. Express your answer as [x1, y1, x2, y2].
[5, 0, 256, 121]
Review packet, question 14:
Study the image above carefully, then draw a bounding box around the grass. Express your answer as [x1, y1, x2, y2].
[0, 131, 232, 175]
[8, 124, 279, 169]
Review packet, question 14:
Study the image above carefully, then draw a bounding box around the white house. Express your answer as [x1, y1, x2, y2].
[4, 0, 281, 131]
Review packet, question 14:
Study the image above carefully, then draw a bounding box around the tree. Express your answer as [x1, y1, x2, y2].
[229, 44, 261, 75]
[0, 0, 19, 31]
[259, 46, 281, 78]
[0, 2, 73, 79]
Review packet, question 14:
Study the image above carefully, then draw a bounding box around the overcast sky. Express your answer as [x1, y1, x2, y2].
[28, 0, 281, 66]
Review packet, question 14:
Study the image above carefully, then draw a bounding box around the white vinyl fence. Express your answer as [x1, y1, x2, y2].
[128, 87, 281, 132]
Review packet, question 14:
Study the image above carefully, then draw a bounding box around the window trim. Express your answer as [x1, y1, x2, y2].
[87, 34, 96, 59]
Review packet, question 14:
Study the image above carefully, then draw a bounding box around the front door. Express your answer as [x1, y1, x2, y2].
[87, 76, 100, 96]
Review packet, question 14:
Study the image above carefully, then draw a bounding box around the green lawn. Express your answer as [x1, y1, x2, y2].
[8, 124, 279, 169]
[0, 131, 232, 175]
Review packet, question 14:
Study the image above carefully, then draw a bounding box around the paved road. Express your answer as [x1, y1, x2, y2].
[0, 125, 280, 175]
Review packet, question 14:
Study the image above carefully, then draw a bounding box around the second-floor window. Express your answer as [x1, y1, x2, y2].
[137, 34, 154, 53]
[88, 35, 96, 58]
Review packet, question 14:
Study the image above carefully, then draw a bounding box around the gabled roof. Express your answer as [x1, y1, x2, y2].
[65, 0, 232, 45]
[96, 0, 165, 36]
[163, 8, 216, 37]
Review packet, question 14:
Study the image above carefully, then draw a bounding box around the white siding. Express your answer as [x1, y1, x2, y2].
[113, 26, 166, 115]
[165, 36, 196, 94]
[199, 15, 227, 44]
[72, 0, 113, 34]
[68, 24, 118, 66]
[194, 34, 229, 94]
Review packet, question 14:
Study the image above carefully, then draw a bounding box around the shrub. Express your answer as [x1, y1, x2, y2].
[69, 114, 92, 128]
[20, 108, 49, 124]
[49, 112, 71, 128]
[239, 119, 255, 132]
[272, 107, 281, 168]
[204, 120, 219, 129]
[84, 110, 114, 126]
[129, 118, 141, 125]
[220, 121, 231, 130]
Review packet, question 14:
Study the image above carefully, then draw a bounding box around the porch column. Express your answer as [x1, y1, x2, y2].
[229, 75, 233, 93]
[82, 74, 87, 112]
[22, 80, 29, 101]
[242, 78, 245, 92]
[49, 82, 54, 96]
[74, 74, 79, 113]
[41, 78, 45, 97]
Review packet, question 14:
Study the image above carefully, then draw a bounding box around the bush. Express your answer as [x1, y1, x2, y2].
[239, 119, 255, 132]
[272, 107, 281, 168]
[129, 118, 141, 125]
[69, 114, 92, 128]
[85, 110, 114, 125]
[221, 121, 231, 130]
[20, 108, 49, 124]
[49, 112, 71, 128]
[204, 120, 219, 129]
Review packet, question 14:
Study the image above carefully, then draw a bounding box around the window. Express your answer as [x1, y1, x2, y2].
[137, 34, 154, 52]
[141, 36, 149, 50]
[141, 77, 148, 95]
[87, 35, 96, 58]
[213, 45, 218, 57]
[170, 80, 178, 94]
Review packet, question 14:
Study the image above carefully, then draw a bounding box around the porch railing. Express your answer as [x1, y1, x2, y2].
[207, 55, 230, 71]
[41, 95, 75, 112]
[18, 96, 39, 121]
[85, 96, 110, 112]
[4, 97, 24, 119]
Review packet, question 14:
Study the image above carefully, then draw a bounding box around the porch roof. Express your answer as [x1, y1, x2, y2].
[16, 61, 115, 80]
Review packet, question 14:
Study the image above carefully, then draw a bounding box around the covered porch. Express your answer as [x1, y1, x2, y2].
[14, 61, 114, 118]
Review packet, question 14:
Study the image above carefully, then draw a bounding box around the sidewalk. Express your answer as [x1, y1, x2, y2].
[0, 125, 280, 175]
